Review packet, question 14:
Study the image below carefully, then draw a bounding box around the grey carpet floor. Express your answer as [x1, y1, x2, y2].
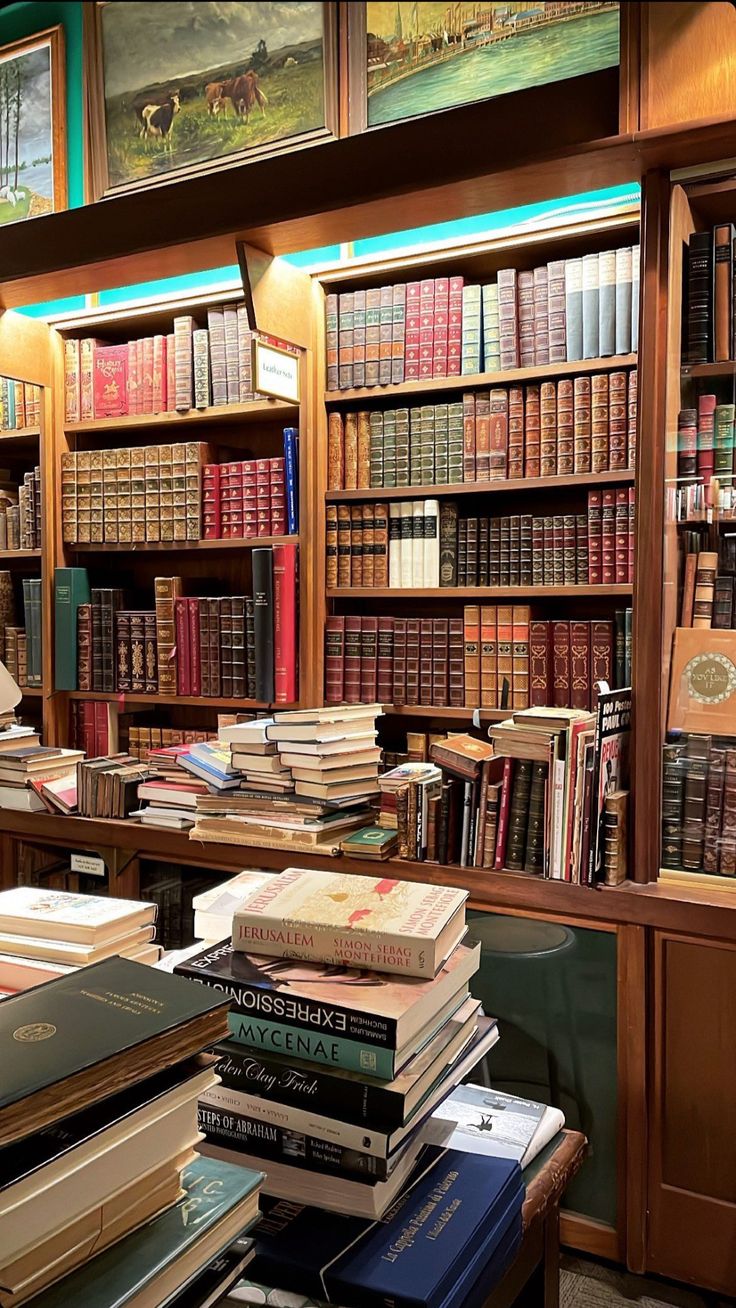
[560, 1256, 735, 1307]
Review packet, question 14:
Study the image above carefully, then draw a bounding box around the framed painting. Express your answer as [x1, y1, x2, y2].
[0, 26, 66, 225]
[85, 1, 338, 198]
[348, 1, 620, 131]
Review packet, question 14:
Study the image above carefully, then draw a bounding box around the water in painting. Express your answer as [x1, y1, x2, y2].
[367, 2, 619, 127]
[0, 42, 54, 225]
[101, 1, 326, 189]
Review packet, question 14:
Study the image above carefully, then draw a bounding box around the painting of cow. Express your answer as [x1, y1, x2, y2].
[92, 1, 330, 195]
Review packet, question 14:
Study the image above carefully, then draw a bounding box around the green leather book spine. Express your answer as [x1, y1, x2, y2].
[54, 567, 90, 690]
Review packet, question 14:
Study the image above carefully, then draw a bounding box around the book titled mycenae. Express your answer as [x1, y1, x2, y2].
[231, 867, 467, 979]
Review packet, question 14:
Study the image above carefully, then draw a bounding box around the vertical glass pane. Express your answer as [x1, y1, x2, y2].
[468, 909, 618, 1226]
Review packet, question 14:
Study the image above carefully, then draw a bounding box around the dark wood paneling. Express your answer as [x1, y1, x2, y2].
[648, 931, 736, 1294]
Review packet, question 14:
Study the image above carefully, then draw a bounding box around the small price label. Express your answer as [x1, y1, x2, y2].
[70, 852, 106, 878]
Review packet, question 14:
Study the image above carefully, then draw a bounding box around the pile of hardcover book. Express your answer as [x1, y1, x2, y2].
[174, 866, 527, 1308]
[182, 706, 382, 852]
[0, 887, 161, 997]
[0, 954, 262, 1305]
[0, 741, 83, 815]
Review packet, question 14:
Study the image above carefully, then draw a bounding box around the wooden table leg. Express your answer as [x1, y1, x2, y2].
[543, 1209, 561, 1308]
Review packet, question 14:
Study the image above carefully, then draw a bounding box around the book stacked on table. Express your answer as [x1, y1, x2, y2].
[0, 887, 162, 995]
[0, 955, 263, 1305]
[175, 868, 498, 1222]
[0, 746, 83, 815]
[133, 743, 210, 831]
[189, 707, 383, 852]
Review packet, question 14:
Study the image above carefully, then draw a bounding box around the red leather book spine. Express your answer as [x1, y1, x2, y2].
[377, 616, 394, 706]
[529, 620, 551, 707]
[359, 615, 378, 703]
[448, 275, 463, 376]
[432, 276, 449, 378]
[627, 368, 637, 469]
[615, 489, 629, 583]
[393, 617, 407, 706]
[93, 701, 109, 755]
[570, 620, 591, 710]
[175, 598, 191, 696]
[608, 370, 627, 470]
[188, 598, 201, 698]
[517, 270, 535, 367]
[166, 333, 176, 410]
[448, 617, 464, 707]
[419, 278, 435, 380]
[419, 617, 433, 706]
[405, 281, 421, 380]
[588, 490, 602, 584]
[81, 700, 95, 758]
[591, 620, 613, 706]
[507, 386, 524, 480]
[601, 489, 616, 585]
[202, 464, 221, 539]
[152, 335, 166, 413]
[127, 340, 138, 415]
[573, 375, 591, 473]
[524, 384, 541, 478]
[540, 381, 557, 477]
[405, 617, 420, 706]
[94, 345, 128, 418]
[494, 757, 514, 869]
[432, 616, 449, 706]
[273, 542, 298, 704]
[556, 377, 574, 475]
[324, 614, 345, 704]
[488, 388, 508, 482]
[141, 337, 154, 415]
[497, 268, 519, 370]
[552, 620, 570, 708]
[343, 616, 362, 704]
[533, 265, 549, 365]
[628, 486, 635, 583]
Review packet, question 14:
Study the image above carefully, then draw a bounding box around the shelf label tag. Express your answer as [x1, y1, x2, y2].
[253, 339, 300, 404]
[70, 852, 106, 878]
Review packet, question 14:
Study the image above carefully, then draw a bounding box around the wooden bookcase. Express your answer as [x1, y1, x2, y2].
[313, 211, 641, 775]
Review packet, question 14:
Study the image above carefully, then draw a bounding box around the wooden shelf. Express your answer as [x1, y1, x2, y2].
[65, 691, 294, 710]
[65, 398, 298, 435]
[0, 548, 41, 561]
[19, 687, 43, 698]
[3, 808, 736, 940]
[0, 427, 40, 443]
[325, 470, 635, 502]
[71, 535, 299, 554]
[325, 355, 638, 405]
[328, 585, 633, 599]
[381, 704, 510, 720]
[681, 362, 736, 380]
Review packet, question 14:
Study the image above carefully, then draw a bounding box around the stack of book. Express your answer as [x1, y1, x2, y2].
[76, 752, 160, 819]
[192, 870, 277, 945]
[175, 868, 500, 1220]
[189, 708, 382, 853]
[134, 744, 210, 831]
[0, 887, 161, 995]
[0, 956, 262, 1305]
[484, 694, 630, 884]
[327, 371, 637, 490]
[0, 745, 83, 815]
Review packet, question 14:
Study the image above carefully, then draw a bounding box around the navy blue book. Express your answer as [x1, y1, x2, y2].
[251, 1146, 523, 1308]
[283, 427, 299, 534]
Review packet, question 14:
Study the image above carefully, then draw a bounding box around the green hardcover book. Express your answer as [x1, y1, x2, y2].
[714, 403, 735, 480]
[341, 825, 398, 859]
[0, 955, 228, 1148]
[28, 1156, 262, 1308]
[54, 566, 90, 690]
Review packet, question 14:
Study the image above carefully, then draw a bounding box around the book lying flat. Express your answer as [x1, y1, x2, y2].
[232, 866, 467, 979]
[0, 887, 156, 946]
[246, 1145, 523, 1303]
[161, 1243, 255, 1308]
[192, 872, 278, 945]
[0, 957, 228, 1148]
[424, 1084, 565, 1168]
[25, 1156, 262, 1308]
[0, 924, 157, 967]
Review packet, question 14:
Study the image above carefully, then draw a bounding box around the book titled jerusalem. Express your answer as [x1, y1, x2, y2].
[232, 867, 467, 979]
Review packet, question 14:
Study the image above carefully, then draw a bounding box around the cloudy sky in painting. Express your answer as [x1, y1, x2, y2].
[0, 45, 52, 164]
[101, 1, 322, 97]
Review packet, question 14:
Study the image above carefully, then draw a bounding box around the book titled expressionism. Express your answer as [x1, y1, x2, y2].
[232, 867, 467, 978]
[174, 939, 479, 1078]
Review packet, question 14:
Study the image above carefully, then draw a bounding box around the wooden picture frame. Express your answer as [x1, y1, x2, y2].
[84, 0, 339, 200]
[0, 25, 66, 224]
[346, 1, 621, 135]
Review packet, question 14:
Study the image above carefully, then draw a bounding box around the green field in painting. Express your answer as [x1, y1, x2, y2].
[105, 58, 324, 188]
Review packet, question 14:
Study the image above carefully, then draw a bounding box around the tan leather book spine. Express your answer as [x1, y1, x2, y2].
[714, 224, 734, 363]
[325, 504, 338, 590]
[350, 504, 363, 586]
[327, 411, 344, 490]
[693, 550, 718, 629]
[373, 501, 388, 587]
[680, 552, 697, 627]
[362, 502, 375, 587]
[344, 413, 358, 491]
[463, 604, 480, 706]
[540, 381, 557, 477]
[154, 576, 182, 695]
[556, 378, 574, 476]
[357, 410, 371, 489]
[591, 373, 610, 473]
[336, 505, 351, 587]
[573, 375, 591, 474]
[480, 605, 497, 707]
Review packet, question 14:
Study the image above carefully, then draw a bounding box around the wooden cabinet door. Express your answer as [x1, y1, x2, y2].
[648, 931, 736, 1294]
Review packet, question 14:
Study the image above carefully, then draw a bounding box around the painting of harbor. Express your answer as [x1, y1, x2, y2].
[366, 2, 619, 127]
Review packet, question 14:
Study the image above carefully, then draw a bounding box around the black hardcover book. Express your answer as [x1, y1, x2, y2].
[686, 230, 713, 364]
[524, 761, 548, 874]
[165, 1244, 255, 1308]
[681, 734, 711, 870]
[614, 608, 626, 687]
[702, 742, 726, 874]
[199, 1102, 395, 1180]
[478, 517, 490, 588]
[245, 597, 257, 699]
[0, 957, 227, 1147]
[661, 740, 687, 870]
[624, 606, 633, 685]
[116, 611, 132, 693]
[504, 759, 532, 871]
[439, 502, 458, 587]
[713, 575, 734, 629]
[252, 548, 275, 702]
